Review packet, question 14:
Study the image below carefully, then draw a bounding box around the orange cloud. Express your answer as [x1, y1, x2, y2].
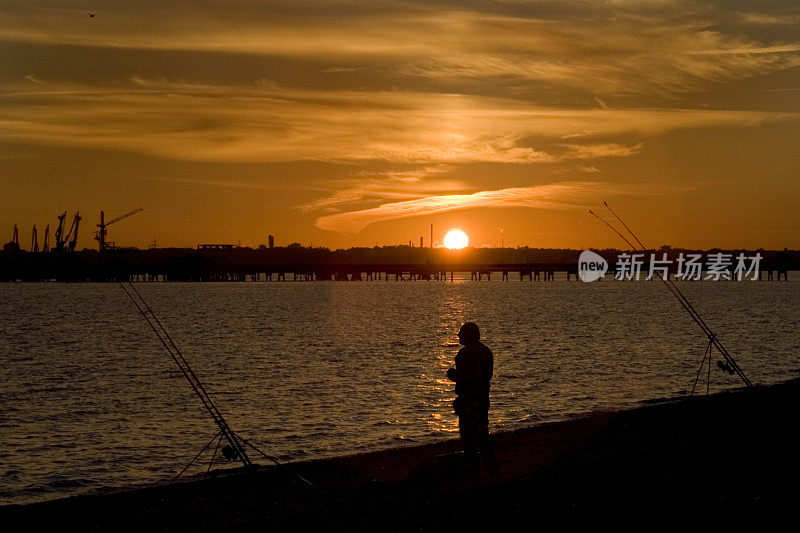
[315, 181, 618, 233]
[2, 83, 793, 164]
[2, 2, 798, 99]
[559, 143, 643, 159]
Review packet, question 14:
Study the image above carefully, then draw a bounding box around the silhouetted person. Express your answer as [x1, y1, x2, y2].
[447, 322, 497, 477]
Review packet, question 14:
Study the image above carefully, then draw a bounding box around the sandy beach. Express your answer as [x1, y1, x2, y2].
[3, 378, 799, 531]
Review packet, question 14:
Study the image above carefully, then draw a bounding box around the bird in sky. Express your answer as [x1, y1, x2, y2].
[89, 12, 95, 18]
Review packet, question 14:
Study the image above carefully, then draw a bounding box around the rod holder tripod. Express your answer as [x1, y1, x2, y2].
[690, 338, 715, 396]
[171, 428, 313, 486]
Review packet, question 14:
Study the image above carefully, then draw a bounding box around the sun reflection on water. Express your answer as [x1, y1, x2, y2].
[417, 292, 475, 433]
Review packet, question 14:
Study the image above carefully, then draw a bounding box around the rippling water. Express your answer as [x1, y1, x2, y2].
[2, 279, 799, 505]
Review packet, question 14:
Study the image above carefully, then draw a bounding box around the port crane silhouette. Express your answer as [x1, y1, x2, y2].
[3, 224, 20, 253]
[66, 212, 81, 252]
[52, 212, 81, 253]
[96, 208, 143, 251]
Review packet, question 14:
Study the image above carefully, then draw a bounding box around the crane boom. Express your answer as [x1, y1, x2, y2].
[66, 212, 81, 252]
[106, 207, 143, 226]
[96, 208, 143, 251]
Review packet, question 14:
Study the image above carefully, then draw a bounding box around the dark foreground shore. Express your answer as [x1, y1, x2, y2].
[4, 379, 800, 531]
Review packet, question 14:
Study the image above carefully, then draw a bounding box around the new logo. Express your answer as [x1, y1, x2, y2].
[578, 250, 608, 282]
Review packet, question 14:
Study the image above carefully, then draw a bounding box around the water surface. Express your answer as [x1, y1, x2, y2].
[2, 279, 798, 505]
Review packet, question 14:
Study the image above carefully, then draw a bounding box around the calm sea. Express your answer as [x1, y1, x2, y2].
[2, 279, 799, 505]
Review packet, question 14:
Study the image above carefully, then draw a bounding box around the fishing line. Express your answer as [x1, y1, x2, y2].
[589, 204, 752, 390]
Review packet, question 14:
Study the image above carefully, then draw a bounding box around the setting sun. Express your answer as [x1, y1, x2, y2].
[444, 229, 469, 249]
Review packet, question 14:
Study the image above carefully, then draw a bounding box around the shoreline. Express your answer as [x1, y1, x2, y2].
[2, 384, 723, 508]
[0, 389, 706, 507]
[3, 379, 800, 529]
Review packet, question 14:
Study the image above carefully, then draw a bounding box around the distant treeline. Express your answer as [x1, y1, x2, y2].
[0, 244, 795, 282]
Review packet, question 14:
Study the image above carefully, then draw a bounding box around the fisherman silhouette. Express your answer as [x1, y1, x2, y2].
[447, 322, 497, 477]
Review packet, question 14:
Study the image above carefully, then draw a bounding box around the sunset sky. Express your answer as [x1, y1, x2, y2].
[1, 0, 798, 250]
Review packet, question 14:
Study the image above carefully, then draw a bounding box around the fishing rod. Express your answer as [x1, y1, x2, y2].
[119, 281, 251, 468]
[119, 281, 314, 486]
[589, 203, 752, 391]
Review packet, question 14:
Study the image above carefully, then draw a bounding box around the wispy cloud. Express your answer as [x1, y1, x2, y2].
[314, 181, 628, 233]
[559, 143, 643, 159]
[296, 165, 466, 212]
[357, 165, 450, 183]
[3, 2, 799, 168]
[124, 175, 314, 191]
[2, 2, 798, 100]
[578, 166, 602, 173]
[2, 82, 793, 164]
[739, 12, 800, 26]
[398, 14, 800, 96]
[690, 44, 800, 55]
[321, 67, 363, 73]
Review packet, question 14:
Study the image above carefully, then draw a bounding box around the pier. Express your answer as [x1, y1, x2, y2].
[126, 262, 790, 283]
[0, 246, 795, 282]
[1, 261, 795, 283]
